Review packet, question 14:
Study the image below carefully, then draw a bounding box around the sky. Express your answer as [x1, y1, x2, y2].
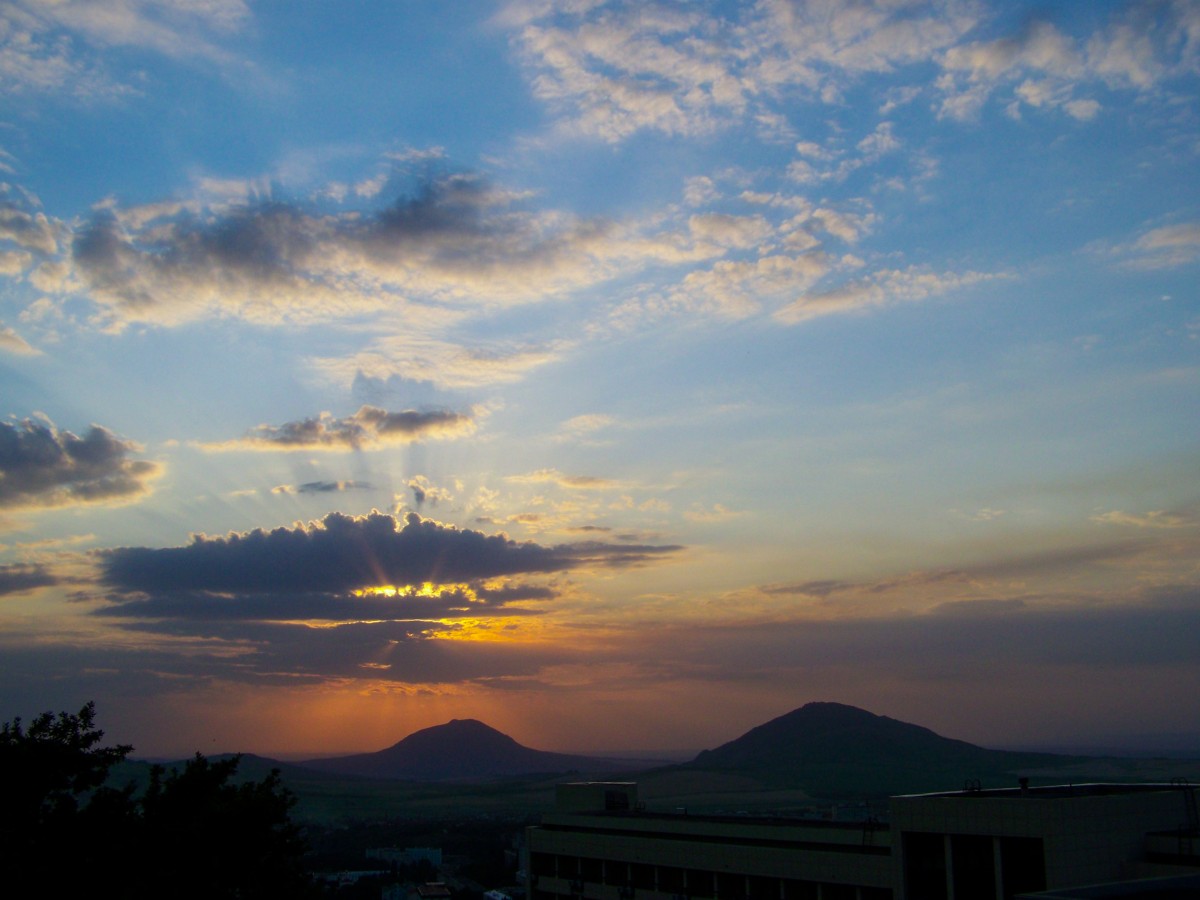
[0, 0, 1198, 760]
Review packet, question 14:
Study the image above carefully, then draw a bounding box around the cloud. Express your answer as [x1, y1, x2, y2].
[100, 510, 682, 596]
[1092, 509, 1196, 530]
[774, 266, 999, 325]
[683, 503, 742, 523]
[0, 0, 249, 96]
[0, 188, 60, 255]
[405, 475, 453, 511]
[1114, 221, 1200, 269]
[656, 252, 834, 321]
[638, 586, 1200, 683]
[0, 618, 573, 691]
[65, 174, 668, 330]
[204, 405, 476, 452]
[0, 324, 38, 355]
[95, 583, 541, 624]
[507, 468, 618, 490]
[0, 562, 57, 596]
[309, 334, 573, 390]
[271, 480, 373, 495]
[937, 3, 1200, 120]
[687, 213, 774, 250]
[0, 415, 160, 511]
[557, 413, 614, 436]
[508, 1, 976, 142]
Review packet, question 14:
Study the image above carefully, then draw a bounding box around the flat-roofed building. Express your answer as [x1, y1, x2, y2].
[526, 781, 1198, 900]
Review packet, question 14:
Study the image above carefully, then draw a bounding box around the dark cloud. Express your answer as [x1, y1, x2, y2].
[100, 511, 682, 595]
[759, 541, 1149, 599]
[0, 188, 59, 254]
[0, 563, 57, 596]
[213, 405, 474, 451]
[761, 579, 851, 597]
[0, 416, 160, 510]
[636, 587, 1200, 683]
[272, 480, 372, 495]
[0, 618, 571, 694]
[94, 584, 545, 623]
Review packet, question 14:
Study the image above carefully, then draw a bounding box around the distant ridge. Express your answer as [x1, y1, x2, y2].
[679, 701, 1076, 797]
[298, 718, 632, 781]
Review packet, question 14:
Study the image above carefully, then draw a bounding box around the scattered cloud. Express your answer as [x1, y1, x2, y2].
[683, 503, 742, 523]
[310, 334, 574, 391]
[1092, 509, 1196, 530]
[508, 0, 977, 142]
[405, 475, 454, 511]
[203, 405, 476, 452]
[554, 413, 615, 443]
[507, 469, 618, 490]
[937, 3, 1200, 121]
[0, 187, 60, 256]
[0, 0, 250, 97]
[1113, 221, 1200, 270]
[0, 415, 160, 511]
[775, 266, 1000, 325]
[0, 324, 38, 355]
[271, 480, 373, 495]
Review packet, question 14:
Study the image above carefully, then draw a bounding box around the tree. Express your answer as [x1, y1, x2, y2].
[137, 753, 313, 899]
[0, 702, 315, 899]
[0, 701, 135, 888]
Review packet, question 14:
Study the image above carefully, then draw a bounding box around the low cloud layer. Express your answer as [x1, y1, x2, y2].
[0, 563, 57, 596]
[101, 511, 682, 595]
[207, 405, 475, 452]
[0, 416, 160, 511]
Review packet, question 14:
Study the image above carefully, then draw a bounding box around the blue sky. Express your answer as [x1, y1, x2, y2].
[1, 0, 1198, 758]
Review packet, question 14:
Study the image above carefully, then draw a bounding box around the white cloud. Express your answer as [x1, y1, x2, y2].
[0, 0, 250, 96]
[1092, 509, 1196, 530]
[310, 334, 573, 391]
[0, 323, 38, 355]
[1108, 221, 1200, 270]
[687, 213, 773, 249]
[775, 266, 999, 325]
[508, 468, 618, 490]
[555, 413, 616, 443]
[938, 2, 1200, 120]
[509, 0, 976, 142]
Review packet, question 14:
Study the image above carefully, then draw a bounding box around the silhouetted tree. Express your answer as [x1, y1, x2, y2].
[136, 753, 312, 899]
[0, 702, 315, 899]
[0, 701, 135, 888]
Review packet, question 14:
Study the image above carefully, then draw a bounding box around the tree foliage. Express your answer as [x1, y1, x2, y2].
[0, 702, 314, 899]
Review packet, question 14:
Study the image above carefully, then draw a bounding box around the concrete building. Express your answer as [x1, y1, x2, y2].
[526, 781, 1199, 900]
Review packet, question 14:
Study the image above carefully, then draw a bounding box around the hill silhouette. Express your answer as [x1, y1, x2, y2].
[676, 701, 1077, 798]
[298, 718, 629, 781]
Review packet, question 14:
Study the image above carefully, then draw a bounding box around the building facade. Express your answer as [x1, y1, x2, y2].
[526, 781, 1200, 900]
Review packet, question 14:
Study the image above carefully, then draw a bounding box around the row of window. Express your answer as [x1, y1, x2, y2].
[529, 853, 892, 900]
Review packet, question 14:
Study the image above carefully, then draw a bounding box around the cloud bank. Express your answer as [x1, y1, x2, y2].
[100, 511, 682, 596]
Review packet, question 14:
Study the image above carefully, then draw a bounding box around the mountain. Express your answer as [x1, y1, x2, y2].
[678, 702, 1076, 798]
[298, 718, 634, 782]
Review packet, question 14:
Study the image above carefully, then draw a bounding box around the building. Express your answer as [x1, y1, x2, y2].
[526, 781, 1199, 900]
